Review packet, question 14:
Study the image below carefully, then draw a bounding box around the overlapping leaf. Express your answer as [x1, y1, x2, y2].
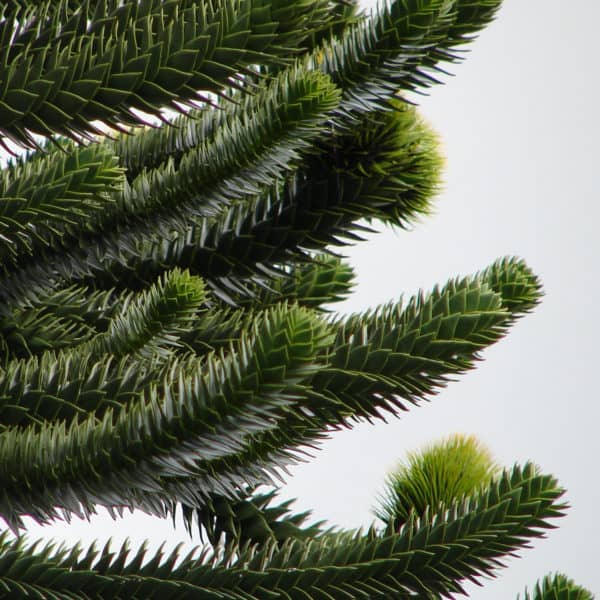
[0, 0, 574, 596]
[0, 141, 123, 266]
[0, 303, 332, 528]
[0, 0, 332, 146]
[519, 573, 594, 600]
[163, 258, 542, 503]
[0, 269, 204, 428]
[0, 464, 566, 598]
[0, 285, 126, 360]
[87, 101, 442, 299]
[0, 65, 342, 306]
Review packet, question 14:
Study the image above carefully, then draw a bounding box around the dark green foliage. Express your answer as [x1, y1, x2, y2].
[0, 303, 334, 529]
[0, 0, 333, 147]
[0, 0, 583, 597]
[0, 140, 123, 265]
[187, 488, 327, 546]
[0, 464, 568, 598]
[94, 102, 442, 298]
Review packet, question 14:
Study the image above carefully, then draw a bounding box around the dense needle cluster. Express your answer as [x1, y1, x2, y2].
[0, 0, 591, 597]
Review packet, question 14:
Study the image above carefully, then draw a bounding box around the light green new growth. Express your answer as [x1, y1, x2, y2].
[375, 434, 500, 528]
[519, 573, 594, 600]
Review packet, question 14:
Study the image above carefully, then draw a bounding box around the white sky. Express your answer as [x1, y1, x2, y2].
[18, 0, 600, 597]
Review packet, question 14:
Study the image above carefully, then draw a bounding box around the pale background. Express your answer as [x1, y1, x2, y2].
[20, 0, 599, 597]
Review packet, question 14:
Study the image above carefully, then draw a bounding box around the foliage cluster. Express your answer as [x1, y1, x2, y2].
[0, 0, 591, 597]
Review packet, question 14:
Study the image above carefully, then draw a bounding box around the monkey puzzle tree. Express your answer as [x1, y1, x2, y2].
[0, 0, 591, 597]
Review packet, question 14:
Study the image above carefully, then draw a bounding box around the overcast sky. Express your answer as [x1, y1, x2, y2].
[21, 0, 599, 597]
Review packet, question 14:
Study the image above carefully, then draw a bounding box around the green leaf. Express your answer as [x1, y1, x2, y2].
[0, 464, 566, 597]
[374, 434, 499, 528]
[0, 0, 334, 147]
[0, 139, 123, 267]
[85, 102, 442, 296]
[0, 304, 333, 529]
[518, 573, 594, 600]
[169, 258, 542, 497]
[183, 488, 326, 546]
